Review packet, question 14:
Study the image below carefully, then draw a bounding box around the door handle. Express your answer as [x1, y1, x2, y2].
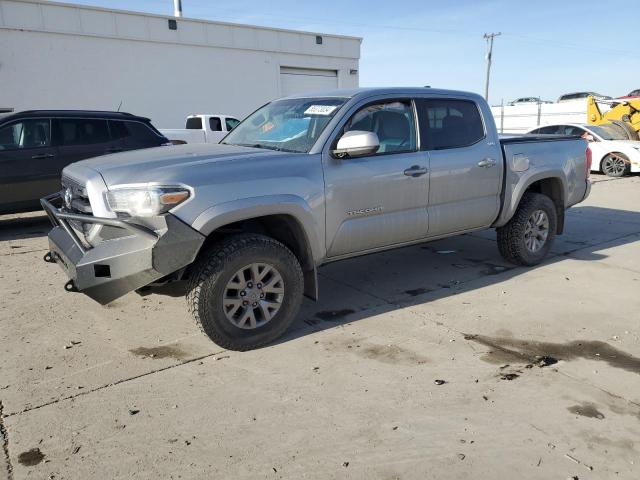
[31, 153, 54, 159]
[477, 158, 497, 168]
[403, 165, 428, 177]
[105, 148, 123, 153]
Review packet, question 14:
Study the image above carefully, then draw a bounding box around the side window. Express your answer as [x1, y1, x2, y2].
[186, 117, 202, 130]
[535, 126, 560, 135]
[419, 99, 485, 150]
[209, 117, 222, 132]
[109, 121, 162, 146]
[0, 119, 50, 150]
[342, 100, 416, 154]
[559, 125, 583, 136]
[124, 122, 162, 144]
[54, 119, 109, 146]
[225, 118, 240, 131]
[109, 120, 129, 140]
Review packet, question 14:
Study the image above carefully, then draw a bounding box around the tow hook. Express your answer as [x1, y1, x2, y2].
[64, 280, 78, 293]
[43, 251, 56, 263]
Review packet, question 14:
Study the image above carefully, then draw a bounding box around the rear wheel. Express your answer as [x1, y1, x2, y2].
[186, 234, 304, 351]
[497, 192, 557, 266]
[601, 153, 630, 177]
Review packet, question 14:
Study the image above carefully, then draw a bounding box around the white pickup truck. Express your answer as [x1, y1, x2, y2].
[160, 114, 241, 144]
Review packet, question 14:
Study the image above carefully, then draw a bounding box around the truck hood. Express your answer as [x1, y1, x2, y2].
[74, 143, 281, 186]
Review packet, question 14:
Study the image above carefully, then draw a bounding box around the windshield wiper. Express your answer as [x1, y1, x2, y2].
[228, 143, 299, 153]
[232, 143, 282, 151]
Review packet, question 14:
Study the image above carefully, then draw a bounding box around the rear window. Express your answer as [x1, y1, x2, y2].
[418, 99, 485, 150]
[186, 117, 202, 129]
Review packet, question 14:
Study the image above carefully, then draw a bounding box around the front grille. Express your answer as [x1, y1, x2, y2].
[61, 175, 95, 238]
[61, 175, 92, 215]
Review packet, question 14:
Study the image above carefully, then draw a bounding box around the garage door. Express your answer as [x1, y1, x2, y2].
[280, 67, 338, 97]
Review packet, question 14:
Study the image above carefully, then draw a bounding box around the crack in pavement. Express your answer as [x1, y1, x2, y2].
[0, 401, 14, 480]
[0, 248, 48, 257]
[3, 350, 226, 418]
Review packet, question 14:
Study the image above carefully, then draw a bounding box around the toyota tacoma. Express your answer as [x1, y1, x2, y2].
[41, 88, 591, 350]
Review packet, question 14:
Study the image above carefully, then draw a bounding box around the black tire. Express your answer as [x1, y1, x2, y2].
[600, 153, 630, 177]
[609, 120, 639, 141]
[186, 234, 304, 351]
[497, 192, 557, 266]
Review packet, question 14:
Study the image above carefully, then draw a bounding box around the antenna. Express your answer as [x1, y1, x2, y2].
[117, 100, 123, 112]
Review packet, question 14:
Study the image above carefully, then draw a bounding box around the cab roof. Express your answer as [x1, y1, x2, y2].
[281, 87, 483, 101]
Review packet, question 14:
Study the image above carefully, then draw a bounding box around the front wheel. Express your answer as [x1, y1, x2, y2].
[186, 234, 304, 351]
[497, 193, 557, 266]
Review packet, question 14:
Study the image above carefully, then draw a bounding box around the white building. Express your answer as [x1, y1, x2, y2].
[0, 0, 361, 127]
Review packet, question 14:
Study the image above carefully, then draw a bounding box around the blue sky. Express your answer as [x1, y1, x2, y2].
[61, 0, 639, 104]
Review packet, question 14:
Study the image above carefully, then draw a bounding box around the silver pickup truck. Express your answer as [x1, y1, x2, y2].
[41, 88, 591, 350]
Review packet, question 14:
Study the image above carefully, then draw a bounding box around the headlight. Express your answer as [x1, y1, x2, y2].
[105, 186, 191, 217]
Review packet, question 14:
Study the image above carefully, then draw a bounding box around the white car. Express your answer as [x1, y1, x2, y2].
[528, 123, 640, 177]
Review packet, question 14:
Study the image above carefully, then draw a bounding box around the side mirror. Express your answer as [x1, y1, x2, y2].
[332, 130, 379, 158]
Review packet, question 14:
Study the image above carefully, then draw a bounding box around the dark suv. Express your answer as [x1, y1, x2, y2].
[0, 110, 169, 214]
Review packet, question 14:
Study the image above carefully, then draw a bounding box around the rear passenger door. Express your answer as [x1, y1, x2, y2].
[53, 118, 113, 165]
[109, 120, 166, 151]
[416, 98, 503, 237]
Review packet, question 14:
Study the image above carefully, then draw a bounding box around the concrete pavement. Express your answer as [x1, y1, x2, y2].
[1, 174, 639, 479]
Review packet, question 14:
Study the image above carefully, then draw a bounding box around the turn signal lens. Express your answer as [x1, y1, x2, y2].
[160, 191, 190, 205]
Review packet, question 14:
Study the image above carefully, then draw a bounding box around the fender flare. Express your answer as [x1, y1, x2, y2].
[192, 194, 323, 265]
[494, 172, 567, 228]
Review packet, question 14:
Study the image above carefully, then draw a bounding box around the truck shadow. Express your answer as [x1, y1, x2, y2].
[275, 205, 640, 347]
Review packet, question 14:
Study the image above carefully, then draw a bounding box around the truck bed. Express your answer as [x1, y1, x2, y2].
[494, 134, 589, 228]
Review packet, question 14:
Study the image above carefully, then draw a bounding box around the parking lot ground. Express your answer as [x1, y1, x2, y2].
[1, 174, 639, 479]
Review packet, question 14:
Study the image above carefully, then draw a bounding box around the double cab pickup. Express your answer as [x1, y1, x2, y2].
[41, 88, 591, 350]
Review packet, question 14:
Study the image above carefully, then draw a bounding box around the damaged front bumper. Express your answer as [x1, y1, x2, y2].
[41, 192, 204, 304]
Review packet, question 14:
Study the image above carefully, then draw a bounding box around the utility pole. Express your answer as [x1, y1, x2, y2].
[174, 0, 183, 17]
[483, 32, 501, 102]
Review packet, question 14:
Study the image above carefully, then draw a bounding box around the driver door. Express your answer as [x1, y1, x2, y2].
[323, 99, 430, 257]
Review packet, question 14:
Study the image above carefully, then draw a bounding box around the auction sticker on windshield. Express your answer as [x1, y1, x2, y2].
[304, 105, 338, 116]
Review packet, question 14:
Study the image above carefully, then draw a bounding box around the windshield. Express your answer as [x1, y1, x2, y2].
[222, 97, 348, 153]
[587, 125, 629, 141]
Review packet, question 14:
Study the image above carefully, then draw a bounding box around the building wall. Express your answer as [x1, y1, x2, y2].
[0, 0, 361, 127]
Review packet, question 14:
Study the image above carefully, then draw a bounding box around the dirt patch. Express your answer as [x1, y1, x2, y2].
[315, 309, 355, 321]
[17, 448, 45, 466]
[130, 345, 190, 360]
[357, 343, 428, 365]
[464, 335, 640, 374]
[568, 402, 605, 420]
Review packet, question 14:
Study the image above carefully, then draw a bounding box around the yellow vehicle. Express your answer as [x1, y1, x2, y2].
[587, 96, 640, 140]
